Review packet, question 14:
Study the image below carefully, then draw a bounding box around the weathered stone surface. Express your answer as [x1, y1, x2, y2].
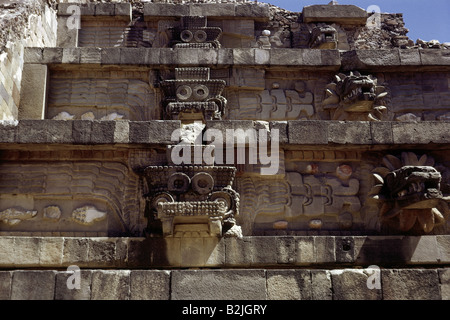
[439, 269, 450, 300]
[62, 238, 89, 267]
[392, 122, 450, 144]
[55, 270, 93, 300]
[11, 271, 56, 300]
[171, 270, 266, 300]
[267, 270, 312, 300]
[328, 121, 372, 144]
[19, 64, 48, 120]
[130, 270, 171, 300]
[302, 5, 368, 25]
[382, 269, 441, 300]
[330, 269, 382, 300]
[91, 270, 130, 300]
[39, 237, 64, 267]
[288, 121, 328, 145]
[0, 271, 12, 300]
[311, 270, 332, 300]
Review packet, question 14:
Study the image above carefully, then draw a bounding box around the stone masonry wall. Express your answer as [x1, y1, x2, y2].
[1, 268, 449, 300]
[0, 0, 57, 120]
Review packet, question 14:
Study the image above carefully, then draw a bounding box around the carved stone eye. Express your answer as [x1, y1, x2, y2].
[192, 172, 214, 195]
[168, 172, 191, 193]
[152, 192, 174, 209]
[209, 191, 232, 211]
[194, 30, 207, 43]
[192, 85, 209, 101]
[180, 29, 194, 42]
[176, 85, 193, 101]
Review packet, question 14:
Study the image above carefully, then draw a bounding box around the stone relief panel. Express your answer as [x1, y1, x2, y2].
[237, 150, 366, 235]
[47, 70, 159, 121]
[0, 150, 145, 236]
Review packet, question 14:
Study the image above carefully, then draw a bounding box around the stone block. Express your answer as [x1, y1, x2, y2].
[235, 3, 270, 18]
[114, 3, 132, 18]
[127, 238, 152, 268]
[129, 121, 180, 144]
[88, 238, 116, 267]
[288, 121, 328, 145]
[392, 122, 450, 144]
[72, 120, 92, 144]
[143, 3, 190, 17]
[267, 270, 312, 300]
[55, 270, 93, 300]
[23, 47, 43, 63]
[217, 49, 233, 65]
[321, 50, 341, 67]
[42, 48, 63, 64]
[330, 269, 382, 300]
[91, 270, 130, 300]
[11, 271, 57, 300]
[399, 49, 421, 65]
[270, 121, 288, 145]
[17, 120, 72, 143]
[354, 50, 401, 67]
[295, 236, 315, 265]
[0, 271, 12, 299]
[302, 49, 322, 65]
[437, 236, 450, 263]
[95, 3, 115, 16]
[62, 238, 90, 267]
[90, 121, 115, 144]
[190, 3, 235, 16]
[171, 270, 267, 300]
[409, 236, 439, 263]
[303, 5, 368, 25]
[13, 237, 40, 266]
[0, 120, 17, 143]
[114, 120, 130, 144]
[255, 48, 270, 65]
[233, 48, 254, 65]
[224, 237, 253, 266]
[130, 270, 171, 300]
[159, 48, 177, 65]
[382, 269, 441, 300]
[328, 121, 372, 144]
[370, 121, 393, 144]
[0, 237, 15, 266]
[269, 49, 303, 66]
[39, 237, 64, 267]
[276, 237, 295, 264]
[314, 236, 336, 263]
[57, 16, 79, 48]
[62, 48, 81, 64]
[204, 237, 225, 267]
[439, 269, 450, 300]
[311, 270, 332, 300]
[101, 48, 121, 65]
[80, 47, 101, 64]
[250, 236, 278, 266]
[420, 49, 450, 65]
[335, 236, 356, 263]
[120, 48, 147, 65]
[19, 64, 48, 120]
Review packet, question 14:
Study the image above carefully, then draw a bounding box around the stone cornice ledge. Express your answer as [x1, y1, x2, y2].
[0, 235, 448, 268]
[1, 120, 449, 146]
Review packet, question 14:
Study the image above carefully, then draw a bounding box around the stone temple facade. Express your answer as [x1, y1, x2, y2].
[0, 0, 449, 301]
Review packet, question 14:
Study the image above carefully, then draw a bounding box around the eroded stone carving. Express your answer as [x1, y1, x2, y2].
[43, 206, 61, 221]
[72, 205, 107, 226]
[143, 164, 240, 238]
[323, 71, 388, 121]
[172, 16, 222, 48]
[0, 207, 37, 225]
[308, 24, 338, 49]
[370, 152, 450, 234]
[161, 67, 227, 122]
